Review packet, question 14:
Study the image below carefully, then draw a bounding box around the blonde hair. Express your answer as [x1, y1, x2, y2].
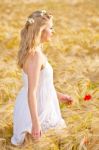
[17, 10, 53, 68]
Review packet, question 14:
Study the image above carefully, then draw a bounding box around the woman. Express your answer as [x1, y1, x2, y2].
[11, 10, 73, 146]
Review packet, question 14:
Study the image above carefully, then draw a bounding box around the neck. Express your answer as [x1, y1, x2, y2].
[36, 44, 43, 51]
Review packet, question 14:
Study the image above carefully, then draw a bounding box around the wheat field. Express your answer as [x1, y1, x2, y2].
[0, 0, 99, 150]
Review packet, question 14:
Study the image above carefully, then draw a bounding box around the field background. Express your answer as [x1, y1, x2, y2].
[0, 0, 99, 149]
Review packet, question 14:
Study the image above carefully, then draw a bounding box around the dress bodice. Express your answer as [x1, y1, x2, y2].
[22, 56, 54, 89]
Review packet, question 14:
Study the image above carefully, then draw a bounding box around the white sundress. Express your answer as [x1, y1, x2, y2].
[11, 53, 67, 146]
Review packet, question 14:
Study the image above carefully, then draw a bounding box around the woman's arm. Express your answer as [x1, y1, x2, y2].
[27, 51, 43, 125]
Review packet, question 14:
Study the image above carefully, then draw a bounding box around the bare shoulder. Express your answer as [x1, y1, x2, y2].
[29, 51, 42, 63]
[23, 51, 43, 74]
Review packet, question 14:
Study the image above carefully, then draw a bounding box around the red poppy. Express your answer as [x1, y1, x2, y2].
[84, 94, 92, 101]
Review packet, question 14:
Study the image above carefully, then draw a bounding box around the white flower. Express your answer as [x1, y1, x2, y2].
[42, 10, 46, 13]
[40, 10, 46, 16]
[26, 18, 34, 24]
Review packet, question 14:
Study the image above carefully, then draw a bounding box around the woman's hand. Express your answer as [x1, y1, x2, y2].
[58, 92, 73, 105]
[31, 122, 42, 140]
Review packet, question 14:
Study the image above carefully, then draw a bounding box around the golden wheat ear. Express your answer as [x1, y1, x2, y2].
[24, 132, 33, 144]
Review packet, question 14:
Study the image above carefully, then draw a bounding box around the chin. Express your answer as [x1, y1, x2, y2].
[43, 38, 51, 43]
[47, 38, 51, 41]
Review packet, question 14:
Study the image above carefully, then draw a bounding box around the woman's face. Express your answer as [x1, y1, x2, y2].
[41, 20, 54, 42]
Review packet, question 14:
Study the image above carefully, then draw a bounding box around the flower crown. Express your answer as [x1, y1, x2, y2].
[40, 10, 46, 16]
[26, 10, 47, 24]
[26, 18, 35, 24]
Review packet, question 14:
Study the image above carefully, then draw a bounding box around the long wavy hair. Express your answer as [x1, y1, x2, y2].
[17, 10, 53, 68]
